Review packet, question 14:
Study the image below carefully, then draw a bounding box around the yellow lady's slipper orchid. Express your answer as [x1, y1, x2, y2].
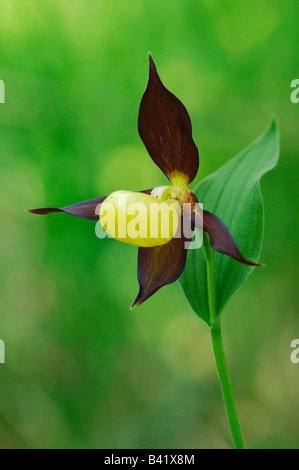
[28, 54, 261, 307]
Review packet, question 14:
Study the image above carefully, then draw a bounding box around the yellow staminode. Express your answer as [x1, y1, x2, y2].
[99, 190, 181, 247]
[169, 171, 189, 189]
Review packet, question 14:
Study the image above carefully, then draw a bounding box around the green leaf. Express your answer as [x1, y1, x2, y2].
[180, 120, 279, 325]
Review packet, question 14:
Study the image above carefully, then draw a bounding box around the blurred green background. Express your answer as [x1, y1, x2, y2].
[0, 0, 298, 449]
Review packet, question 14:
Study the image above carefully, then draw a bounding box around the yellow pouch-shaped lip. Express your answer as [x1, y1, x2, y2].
[99, 190, 181, 247]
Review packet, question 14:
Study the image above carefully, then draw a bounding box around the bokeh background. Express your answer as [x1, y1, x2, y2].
[0, 0, 298, 449]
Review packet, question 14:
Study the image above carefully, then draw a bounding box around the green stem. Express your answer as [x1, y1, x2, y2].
[203, 234, 246, 449]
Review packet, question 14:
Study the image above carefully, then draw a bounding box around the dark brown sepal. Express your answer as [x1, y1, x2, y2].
[138, 55, 199, 186]
[131, 225, 191, 307]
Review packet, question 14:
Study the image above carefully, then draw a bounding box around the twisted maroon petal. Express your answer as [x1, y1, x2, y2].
[27, 189, 154, 221]
[27, 196, 107, 220]
[188, 207, 262, 267]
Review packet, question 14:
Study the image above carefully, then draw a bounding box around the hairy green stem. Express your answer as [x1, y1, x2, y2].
[203, 234, 246, 449]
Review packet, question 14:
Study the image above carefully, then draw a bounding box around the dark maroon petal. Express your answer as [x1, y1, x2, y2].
[27, 189, 154, 221]
[202, 210, 262, 267]
[131, 230, 191, 308]
[183, 194, 262, 267]
[138, 55, 199, 186]
[27, 196, 106, 221]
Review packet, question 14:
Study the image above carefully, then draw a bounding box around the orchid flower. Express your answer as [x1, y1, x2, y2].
[28, 55, 260, 308]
